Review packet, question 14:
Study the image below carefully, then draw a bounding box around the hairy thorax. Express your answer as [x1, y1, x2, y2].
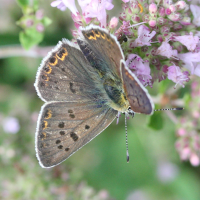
[103, 77, 129, 113]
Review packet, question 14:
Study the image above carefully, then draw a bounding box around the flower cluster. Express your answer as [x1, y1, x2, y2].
[16, 0, 52, 50]
[117, 0, 200, 87]
[51, 0, 114, 28]
[175, 80, 200, 166]
[51, 0, 200, 89]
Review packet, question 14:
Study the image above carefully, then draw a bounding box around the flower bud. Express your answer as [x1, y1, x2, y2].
[131, 14, 141, 23]
[141, 46, 149, 52]
[149, 3, 157, 15]
[169, 5, 176, 12]
[157, 35, 164, 42]
[151, 47, 158, 56]
[26, 19, 34, 27]
[149, 19, 156, 27]
[36, 23, 44, 32]
[190, 153, 200, 166]
[158, 7, 166, 17]
[109, 17, 118, 29]
[165, 8, 171, 15]
[173, 23, 183, 31]
[157, 17, 168, 25]
[142, 14, 150, 22]
[160, 25, 170, 33]
[175, 1, 188, 11]
[180, 17, 191, 25]
[162, 65, 169, 73]
[168, 13, 182, 22]
[122, 2, 129, 11]
[119, 12, 127, 21]
[130, 1, 140, 13]
[36, 10, 44, 20]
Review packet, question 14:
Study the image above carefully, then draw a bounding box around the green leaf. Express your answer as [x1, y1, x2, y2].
[184, 93, 191, 109]
[41, 17, 52, 27]
[16, 0, 29, 8]
[158, 79, 172, 94]
[33, 0, 39, 10]
[19, 28, 43, 50]
[147, 111, 163, 130]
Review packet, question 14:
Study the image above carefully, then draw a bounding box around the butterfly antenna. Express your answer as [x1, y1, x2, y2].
[125, 114, 129, 163]
[154, 107, 184, 112]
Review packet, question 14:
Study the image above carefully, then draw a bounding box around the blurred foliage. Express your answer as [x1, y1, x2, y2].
[0, 0, 200, 200]
[16, 0, 52, 49]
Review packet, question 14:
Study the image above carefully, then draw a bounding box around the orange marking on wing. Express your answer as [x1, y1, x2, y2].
[88, 34, 97, 40]
[49, 56, 58, 66]
[43, 74, 49, 81]
[94, 30, 101, 38]
[56, 48, 68, 61]
[45, 65, 52, 74]
[45, 109, 52, 119]
[100, 32, 106, 39]
[41, 132, 47, 140]
[43, 121, 48, 130]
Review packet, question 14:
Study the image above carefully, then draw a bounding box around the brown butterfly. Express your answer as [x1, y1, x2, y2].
[34, 25, 154, 168]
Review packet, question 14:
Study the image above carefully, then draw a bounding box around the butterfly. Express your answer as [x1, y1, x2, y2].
[34, 25, 154, 168]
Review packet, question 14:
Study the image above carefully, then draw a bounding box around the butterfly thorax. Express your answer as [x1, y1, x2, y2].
[103, 77, 130, 113]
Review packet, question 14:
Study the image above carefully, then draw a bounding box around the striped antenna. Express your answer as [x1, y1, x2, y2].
[125, 114, 129, 163]
[154, 107, 184, 112]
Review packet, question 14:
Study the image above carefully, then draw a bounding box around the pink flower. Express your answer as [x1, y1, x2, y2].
[190, 4, 200, 27]
[177, 128, 186, 136]
[36, 10, 44, 20]
[156, 39, 178, 59]
[175, 1, 188, 11]
[157, 161, 179, 183]
[79, 0, 114, 27]
[190, 153, 200, 166]
[126, 54, 152, 86]
[178, 52, 200, 76]
[167, 65, 190, 88]
[51, 0, 78, 15]
[78, 0, 91, 12]
[174, 32, 199, 51]
[36, 23, 44, 32]
[109, 17, 118, 29]
[149, 20, 156, 27]
[149, 3, 157, 14]
[71, 12, 83, 29]
[71, 12, 92, 29]
[3, 117, 20, 134]
[180, 147, 191, 160]
[131, 25, 156, 47]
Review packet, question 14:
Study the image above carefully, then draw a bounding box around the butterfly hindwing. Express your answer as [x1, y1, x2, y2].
[120, 60, 154, 115]
[36, 101, 117, 168]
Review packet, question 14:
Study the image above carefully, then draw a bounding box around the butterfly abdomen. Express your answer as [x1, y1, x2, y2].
[103, 78, 129, 112]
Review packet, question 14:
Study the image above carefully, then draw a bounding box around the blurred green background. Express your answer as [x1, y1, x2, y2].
[0, 0, 200, 199]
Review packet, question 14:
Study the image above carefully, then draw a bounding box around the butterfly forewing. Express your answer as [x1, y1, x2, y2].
[78, 25, 124, 78]
[36, 101, 117, 168]
[121, 60, 154, 115]
[35, 40, 101, 103]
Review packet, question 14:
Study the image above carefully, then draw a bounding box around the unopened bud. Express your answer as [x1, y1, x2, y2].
[149, 20, 156, 27]
[149, 3, 157, 14]
[158, 7, 166, 17]
[168, 13, 182, 21]
[109, 17, 118, 29]
[175, 1, 188, 11]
